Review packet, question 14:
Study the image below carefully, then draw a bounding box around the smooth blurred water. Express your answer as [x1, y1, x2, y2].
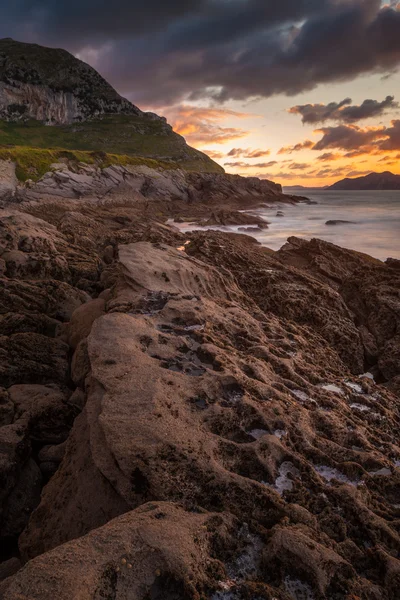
[173, 189, 400, 260]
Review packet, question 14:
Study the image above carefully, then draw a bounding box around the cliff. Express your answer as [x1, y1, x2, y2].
[0, 39, 222, 173]
[0, 38, 139, 124]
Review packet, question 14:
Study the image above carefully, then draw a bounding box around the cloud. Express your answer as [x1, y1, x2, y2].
[288, 162, 310, 170]
[278, 140, 314, 154]
[313, 124, 387, 151]
[317, 152, 341, 161]
[311, 119, 400, 152]
[345, 170, 375, 177]
[253, 161, 278, 168]
[162, 105, 251, 145]
[288, 96, 398, 124]
[224, 160, 278, 168]
[379, 119, 400, 149]
[224, 161, 249, 168]
[255, 170, 318, 181]
[3, 1, 400, 107]
[314, 167, 348, 178]
[202, 149, 224, 159]
[227, 147, 270, 158]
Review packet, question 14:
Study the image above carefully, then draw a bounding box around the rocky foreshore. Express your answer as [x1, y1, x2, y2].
[0, 167, 399, 600]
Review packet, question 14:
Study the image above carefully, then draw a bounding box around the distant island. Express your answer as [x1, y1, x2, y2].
[329, 171, 400, 190]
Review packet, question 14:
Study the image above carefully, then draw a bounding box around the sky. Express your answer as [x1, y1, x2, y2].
[1, 0, 400, 186]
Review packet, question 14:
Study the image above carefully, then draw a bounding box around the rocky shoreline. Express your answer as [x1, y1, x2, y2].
[0, 165, 399, 599]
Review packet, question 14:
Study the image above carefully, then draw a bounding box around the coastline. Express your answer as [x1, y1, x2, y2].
[1, 166, 400, 599]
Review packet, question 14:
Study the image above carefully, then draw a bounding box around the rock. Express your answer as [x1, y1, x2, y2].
[1, 168, 400, 599]
[275, 236, 381, 288]
[237, 226, 263, 232]
[386, 257, 400, 270]
[0, 558, 21, 582]
[276, 210, 285, 217]
[102, 245, 114, 264]
[0, 459, 42, 540]
[0, 161, 17, 202]
[187, 232, 365, 374]
[2, 503, 238, 600]
[0, 334, 69, 388]
[8, 384, 78, 443]
[70, 340, 91, 387]
[66, 298, 105, 350]
[0, 388, 14, 426]
[37, 441, 67, 465]
[264, 526, 353, 596]
[18, 238, 399, 600]
[198, 210, 269, 228]
[325, 220, 357, 225]
[0, 39, 138, 125]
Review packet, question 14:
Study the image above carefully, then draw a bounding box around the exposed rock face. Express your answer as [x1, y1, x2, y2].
[276, 236, 400, 384]
[0, 160, 17, 201]
[2, 161, 286, 214]
[0, 191, 400, 599]
[0, 39, 224, 174]
[0, 38, 138, 124]
[2, 503, 246, 600]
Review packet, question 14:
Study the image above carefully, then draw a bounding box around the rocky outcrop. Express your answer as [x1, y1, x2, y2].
[2, 161, 289, 218]
[0, 38, 139, 124]
[275, 237, 400, 385]
[1, 503, 245, 600]
[0, 160, 17, 202]
[0, 39, 223, 174]
[1, 194, 400, 599]
[16, 163, 284, 205]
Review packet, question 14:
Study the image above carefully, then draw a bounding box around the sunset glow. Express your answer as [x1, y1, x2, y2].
[2, 0, 400, 186]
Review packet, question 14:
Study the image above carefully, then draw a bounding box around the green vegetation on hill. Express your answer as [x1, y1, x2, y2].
[0, 146, 183, 182]
[0, 115, 223, 176]
[0, 39, 223, 175]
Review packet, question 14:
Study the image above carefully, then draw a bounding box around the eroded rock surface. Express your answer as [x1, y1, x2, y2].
[0, 194, 399, 600]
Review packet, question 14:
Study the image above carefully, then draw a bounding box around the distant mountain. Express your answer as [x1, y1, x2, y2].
[0, 38, 222, 174]
[329, 171, 400, 190]
[283, 185, 307, 190]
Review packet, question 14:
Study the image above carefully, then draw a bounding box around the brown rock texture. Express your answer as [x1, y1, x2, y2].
[0, 188, 399, 600]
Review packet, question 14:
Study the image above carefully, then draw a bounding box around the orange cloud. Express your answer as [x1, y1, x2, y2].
[224, 160, 277, 169]
[202, 149, 225, 159]
[161, 104, 253, 145]
[227, 147, 271, 158]
[317, 152, 341, 161]
[278, 140, 314, 154]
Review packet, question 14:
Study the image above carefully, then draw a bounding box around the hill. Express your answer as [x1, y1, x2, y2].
[0, 38, 222, 175]
[329, 170, 400, 190]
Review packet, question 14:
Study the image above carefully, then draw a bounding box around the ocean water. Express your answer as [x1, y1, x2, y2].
[173, 189, 400, 260]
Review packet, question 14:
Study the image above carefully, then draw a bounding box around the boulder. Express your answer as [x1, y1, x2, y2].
[2, 503, 237, 600]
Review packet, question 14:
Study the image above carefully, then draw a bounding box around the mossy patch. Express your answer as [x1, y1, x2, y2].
[0, 115, 224, 174]
[0, 146, 181, 182]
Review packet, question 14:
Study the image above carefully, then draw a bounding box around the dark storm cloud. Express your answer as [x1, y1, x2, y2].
[2, 1, 400, 106]
[288, 96, 398, 124]
[379, 119, 400, 150]
[0, 0, 205, 45]
[286, 119, 400, 155]
[313, 125, 387, 151]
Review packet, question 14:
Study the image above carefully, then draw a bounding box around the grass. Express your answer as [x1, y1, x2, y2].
[0, 146, 183, 182]
[0, 115, 224, 176]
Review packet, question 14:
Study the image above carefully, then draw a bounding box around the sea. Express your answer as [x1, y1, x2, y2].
[173, 189, 400, 261]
